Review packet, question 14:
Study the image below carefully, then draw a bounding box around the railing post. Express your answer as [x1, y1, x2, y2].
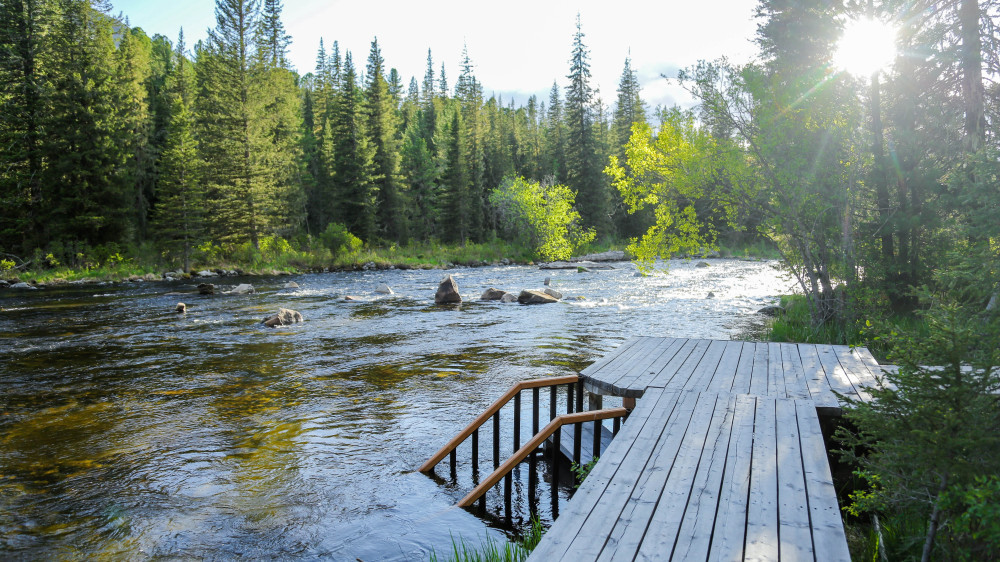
[492, 411, 501, 469]
[513, 391, 521, 453]
[593, 419, 601, 460]
[576, 379, 584, 413]
[532, 387, 540, 435]
[613, 416, 621, 436]
[573, 421, 582, 470]
[567, 383, 574, 414]
[450, 448, 457, 479]
[551, 427, 561, 519]
[472, 428, 479, 475]
[504, 472, 512, 524]
[550, 386, 557, 421]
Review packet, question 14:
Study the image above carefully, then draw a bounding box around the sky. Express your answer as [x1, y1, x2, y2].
[109, 0, 762, 109]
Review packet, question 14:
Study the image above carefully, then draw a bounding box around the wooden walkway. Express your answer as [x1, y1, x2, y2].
[528, 337, 883, 561]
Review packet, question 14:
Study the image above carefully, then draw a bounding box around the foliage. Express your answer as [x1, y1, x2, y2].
[570, 456, 599, 488]
[489, 176, 595, 262]
[836, 297, 1000, 559]
[319, 223, 363, 256]
[605, 112, 736, 272]
[429, 517, 544, 562]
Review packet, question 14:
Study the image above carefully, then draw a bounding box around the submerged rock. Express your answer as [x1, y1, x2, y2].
[757, 305, 785, 317]
[518, 289, 558, 305]
[375, 283, 393, 295]
[283, 281, 299, 289]
[262, 308, 303, 328]
[229, 283, 255, 294]
[435, 275, 461, 304]
[543, 287, 563, 300]
[696, 261, 710, 268]
[480, 288, 507, 301]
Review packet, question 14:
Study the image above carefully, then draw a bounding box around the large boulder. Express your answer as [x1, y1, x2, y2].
[435, 275, 461, 304]
[543, 287, 563, 300]
[480, 287, 507, 301]
[10, 282, 36, 290]
[262, 308, 303, 328]
[500, 292, 518, 303]
[518, 289, 558, 305]
[197, 283, 215, 295]
[283, 281, 299, 289]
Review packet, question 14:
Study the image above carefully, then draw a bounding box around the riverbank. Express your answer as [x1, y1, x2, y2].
[0, 238, 775, 289]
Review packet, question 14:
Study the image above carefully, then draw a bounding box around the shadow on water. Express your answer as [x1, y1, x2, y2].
[0, 260, 791, 559]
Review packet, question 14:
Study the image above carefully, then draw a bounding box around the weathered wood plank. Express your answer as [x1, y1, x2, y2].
[707, 394, 756, 562]
[616, 337, 690, 392]
[744, 396, 778, 562]
[815, 344, 861, 400]
[580, 336, 641, 377]
[527, 388, 681, 561]
[581, 337, 664, 396]
[641, 393, 739, 561]
[796, 400, 852, 561]
[797, 344, 842, 413]
[729, 341, 756, 395]
[599, 337, 685, 396]
[767, 343, 787, 399]
[704, 340, 746, 394]
[780, 342, 812, 400]
[833, 345, 876, 403]
[776, 398, 813, 561]
[677, 338, 729, 392]
[597, 391, 719, 561]
[748, 341, 770, 397]
[641, 338, 712, 390]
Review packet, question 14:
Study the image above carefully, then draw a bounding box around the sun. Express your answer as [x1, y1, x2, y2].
[833, 18, 898, 76]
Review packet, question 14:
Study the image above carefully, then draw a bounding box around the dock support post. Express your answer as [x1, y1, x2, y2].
[513, 392, 521, 452]
[492, 412, 500, 469]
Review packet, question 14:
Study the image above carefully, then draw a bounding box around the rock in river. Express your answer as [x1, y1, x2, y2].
[197, 283, 215, 295]
[229, 283, 255, 294]
[262, 308, 303, 328]
[518, 289, 558, 305]
[480, 287, 507, 301]
[543, 287, 563, 300]
[435, 275, 461, 304]
[757, 305, 785, 317]
[375, 283, 393, 295]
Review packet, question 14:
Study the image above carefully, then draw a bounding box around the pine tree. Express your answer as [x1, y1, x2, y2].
[0, 0, 51, 252]
[114, 26, 155, 242]
[153, 30, 204, 272]
[330, 51, 376, 241]
[455, 45, 486, 240]
[364, 38, 407, 243]
[543, 81, 566, 183]
[611, 56, 649, 238]
[43, 0, 130, 248]
[564, 13, 609, 235]
[442, 109, 468, 243]
[255, 0, 290, 68]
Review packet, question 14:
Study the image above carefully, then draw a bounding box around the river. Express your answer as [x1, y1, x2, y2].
[0, 258, 790, 560]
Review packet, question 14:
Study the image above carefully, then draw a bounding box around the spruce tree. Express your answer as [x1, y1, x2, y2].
[611, 56, 649, 238]
[543, 81, 567, 183]
[153, 30, 204, 272]
[114, 26, 155, 242]
[442, 109, 468, 243]
[455, 45, 486, 241]
[564, 13, 609, 235]
[364, 38, 407, 243]
[330, 52, 376, 242]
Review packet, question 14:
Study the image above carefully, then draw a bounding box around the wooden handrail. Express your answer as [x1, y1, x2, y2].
[418, 375, 580, 473]
[457, 407, 628, 507]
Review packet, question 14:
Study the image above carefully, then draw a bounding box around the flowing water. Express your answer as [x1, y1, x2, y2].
[0, 258, 792, 560]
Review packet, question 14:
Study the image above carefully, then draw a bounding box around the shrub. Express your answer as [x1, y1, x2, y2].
[320, 223, 363, 256]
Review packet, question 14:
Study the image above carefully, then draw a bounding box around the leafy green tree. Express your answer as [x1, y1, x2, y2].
[489, 175, 595, 261]
[611, 56, 650, 238]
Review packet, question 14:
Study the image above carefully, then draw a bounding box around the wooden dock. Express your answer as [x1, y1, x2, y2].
[528, 337, 883, 561]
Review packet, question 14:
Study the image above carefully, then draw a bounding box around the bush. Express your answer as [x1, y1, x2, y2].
[320, 223, 363, 256]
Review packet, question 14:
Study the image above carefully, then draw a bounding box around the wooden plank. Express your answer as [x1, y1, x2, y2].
[780, 343, 812, 400]
[597, 391, 720, 561]
[797, 344, 842, 413]
[744, 396, 778, 561]
[707, 394, 756, 562]
[704, 340, 747, 394]
[622, 338, 701, 390]
[767, 342, 787, 399]
[639, 393, 739, 561]
[597, 337, 685, 396]
[639, 338, 711, 391]
[775, 398, 813, 561]
[833, 345, 876, 402]
[815, 345, 861, 400]
[527, 388, 682, 561]
[728, 341, 756, 395]
[796, 400, 852, 562]
[748, 342, 770, 397]
[581, 337, 663, 396]
[580, 336, 641, 377]
[675, 338, 729, 392]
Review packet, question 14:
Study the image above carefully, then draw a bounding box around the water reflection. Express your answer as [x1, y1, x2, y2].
[0, 259, 789, 559]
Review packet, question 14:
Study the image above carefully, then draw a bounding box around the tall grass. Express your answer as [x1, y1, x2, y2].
[429, 518, 544, 562]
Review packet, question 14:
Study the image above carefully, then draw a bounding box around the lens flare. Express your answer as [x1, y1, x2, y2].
[834, 18, 898, 76]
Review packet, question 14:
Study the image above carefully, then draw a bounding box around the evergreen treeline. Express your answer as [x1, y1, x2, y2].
[0, 0, 650, 269]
